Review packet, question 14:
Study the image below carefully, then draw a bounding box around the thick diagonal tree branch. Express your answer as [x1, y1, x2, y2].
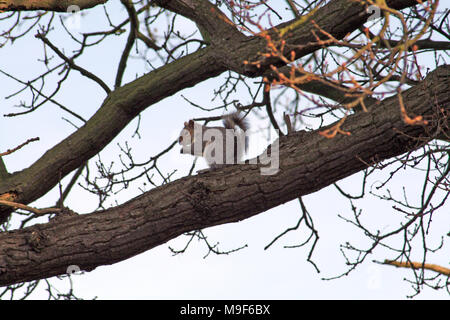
[218, 0, 421, 75]
[0, 48, 225, 223]
[0, 0, 423, 223]
[0, 64, 448, 286]
[154, 0, 245, 44]
[0, 0, 108, 12]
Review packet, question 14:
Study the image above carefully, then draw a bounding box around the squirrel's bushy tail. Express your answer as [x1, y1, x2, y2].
[223, 112, 248, 132]
[223, 112, 249, 153]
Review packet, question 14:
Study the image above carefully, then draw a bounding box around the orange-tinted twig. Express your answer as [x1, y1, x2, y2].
[383, 260, 450, 276]
[0, 137, 40, 157]
[397, 91, 428, 125]
[319, 115, 351, 138]
[0, 199, 61, 216]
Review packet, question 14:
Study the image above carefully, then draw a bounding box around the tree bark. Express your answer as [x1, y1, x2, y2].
[0, 64, 448, 286]
[0, 0, 422, 221]
[0, 0, 108, 12]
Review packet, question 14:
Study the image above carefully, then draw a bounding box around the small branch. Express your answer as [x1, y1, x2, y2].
[154, 0, 245, 45]
[380, 260, 450, 276]
[35, 33, 111, 94]
[266, 67, 378, 112]
[0, 200, 61, 216]
[56, 162, 87, 207]
[169, 230, 247, 258]
[264, 83, 285, 136]
[115, 0, 138, 88]
[265, 197, 320, 273]
[0, 137, 40, 157]
[361, 27, 450, 51]
[136, 31, 161, 50]
[283, 112, 294, 134]
[286, 0, 301, 18]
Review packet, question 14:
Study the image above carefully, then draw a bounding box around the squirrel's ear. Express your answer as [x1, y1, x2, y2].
[184, 121, 188, 127]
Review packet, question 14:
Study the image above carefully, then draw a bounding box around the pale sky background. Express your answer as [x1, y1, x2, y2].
[0, 1, 448, 299]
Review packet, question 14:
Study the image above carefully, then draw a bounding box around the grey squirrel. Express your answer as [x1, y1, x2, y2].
[179, 112, 249, 170]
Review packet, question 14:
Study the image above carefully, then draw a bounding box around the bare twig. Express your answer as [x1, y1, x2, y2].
[35, 33, 111, 94]
[0, 200, 61, 216]
[380, 260, 450, 276]
[0, 137, 39, 157]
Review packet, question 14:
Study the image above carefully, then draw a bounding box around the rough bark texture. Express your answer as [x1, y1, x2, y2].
[0, 0, 447, 286]
[0, 65, 448, 286]
[0, 0, 108, 12]
[0, 0, 421, 222]
[0, 48, 224, 220]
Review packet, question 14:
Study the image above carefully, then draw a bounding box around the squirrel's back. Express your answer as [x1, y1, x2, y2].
[223, 112, 248, 132]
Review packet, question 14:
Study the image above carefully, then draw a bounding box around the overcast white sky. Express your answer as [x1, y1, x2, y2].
[0, 1, 448, 299]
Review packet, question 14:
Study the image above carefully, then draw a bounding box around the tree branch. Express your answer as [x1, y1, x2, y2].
[154, 0, 245, 44]
[0, 0, 108, 12]
[0, 0, 428, 222]
[0, 137, 39, 157]
[0, 200, 60, 216]
[35, 33, 111, 94]
[220, 0, 421, 75]
[381, 260, 450, 276]
[263, 83, 285, 136]
[0, 64, 448, 286]
[115, 0, 138, 89]
[266, 67, 379, 110]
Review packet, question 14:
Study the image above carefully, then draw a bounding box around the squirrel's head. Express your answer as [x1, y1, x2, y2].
[179, 119, 195, 145]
